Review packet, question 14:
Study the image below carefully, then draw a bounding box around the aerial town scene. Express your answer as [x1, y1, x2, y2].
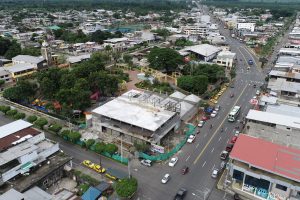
[0, 0, 300, 199]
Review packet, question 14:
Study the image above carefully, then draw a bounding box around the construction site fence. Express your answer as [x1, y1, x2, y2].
[139, 124, 196, 161]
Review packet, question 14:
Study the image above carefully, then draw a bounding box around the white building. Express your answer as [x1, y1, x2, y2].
[181, 23, 209, 37]
[0, 120, 60, 186]
[214, 51, 236, 71]
[103, 37, 129, 51]
[179, 44, 222, 62]
[92, 90, 198, 146]
[237, 23, 255, 32]
[81, 22, 106, 34]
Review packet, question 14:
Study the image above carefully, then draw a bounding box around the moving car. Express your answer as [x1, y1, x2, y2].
[161, 173, 170, 184]
[187, 134, 196, 143]
[253, 84, 257, 88]
[234, 130, 240, 136]
[198, 120, 205, 127]
[220, 151, 229, 160]
[141, 159, 152, 167]
[174, 188, 187, 200]
[256, 90, 260, 95]
[211, 169, 219, 178]
[248, 59, 253, 65]
[210, 110, 218, 118]
[230, 93, 234, 98]
[168, 157, 178, 167]
[181, 166, 189, 175]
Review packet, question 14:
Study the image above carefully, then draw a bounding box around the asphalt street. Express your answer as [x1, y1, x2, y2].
[0, 4, 293, 200]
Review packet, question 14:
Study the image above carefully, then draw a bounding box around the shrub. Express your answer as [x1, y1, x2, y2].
[34, 118, 48, 129]
[85, 139, 95, 149]
[27, 115, 38, 123]
[0, 106, 10, 114]
[68, 131, 81, 143]
[61, 130, 71, 138]
[115, 178, 138, 198]
[105, 143, 118, 155]
[6, 109, 17, 117]
[48, 124, 62, 133]
[13, 112, 26, 119]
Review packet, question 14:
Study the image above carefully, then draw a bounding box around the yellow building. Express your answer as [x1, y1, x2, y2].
[4, 63, 36, 80]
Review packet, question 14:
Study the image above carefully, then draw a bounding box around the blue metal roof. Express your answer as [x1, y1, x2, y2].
[81, 187, 101, 200]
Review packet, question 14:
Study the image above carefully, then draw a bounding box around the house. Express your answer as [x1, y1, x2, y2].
[0, 120, 60, 186]
[237, 23, 255, 32]
[246, 109, 300, 150]
[103, 37, 129, 51]
[228, 134, 300, 200]
[0, 68, 12, 84]
[81, 187, 101, 200]
[12, 55, 47, 70]
[3, 63, 36, 80]
[179, 44, 222, 62]
[214, 51, 236, 71]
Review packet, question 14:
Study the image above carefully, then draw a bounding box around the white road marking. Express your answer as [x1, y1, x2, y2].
[212, 164, 215, 169]
[225, 127, 228, 131]
[211, 148, 214, 153]
[196, 143, 200, 148]
[186, 155, 191, 162]
[218, 136, 222, 141]
[202, 161, 207, 167]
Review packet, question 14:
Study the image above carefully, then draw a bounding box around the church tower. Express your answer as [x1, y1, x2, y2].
[41, 40, 52, 66]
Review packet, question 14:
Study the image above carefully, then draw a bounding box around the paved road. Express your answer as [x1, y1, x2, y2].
[0, 5, 293, 200]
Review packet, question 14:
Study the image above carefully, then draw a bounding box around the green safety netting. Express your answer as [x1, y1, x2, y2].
[139, 124, 196, 161]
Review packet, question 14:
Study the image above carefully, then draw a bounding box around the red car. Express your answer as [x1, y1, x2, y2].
[230, 136, 238, 144]
[202, 116, 210, 121]
[226, 143, 234, 152]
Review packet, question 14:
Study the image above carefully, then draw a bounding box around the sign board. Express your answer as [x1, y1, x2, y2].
[249, 99, 258, 105]
[151, 144, 165, 154]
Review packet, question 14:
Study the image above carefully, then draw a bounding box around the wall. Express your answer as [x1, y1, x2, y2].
[38, 143, 59, 162]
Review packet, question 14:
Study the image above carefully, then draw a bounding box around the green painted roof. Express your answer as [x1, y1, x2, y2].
[48, 25, 61, 30]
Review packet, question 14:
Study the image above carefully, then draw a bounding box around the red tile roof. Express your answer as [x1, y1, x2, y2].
[0, 127, 41, 151]
[230, 134, 300, 182]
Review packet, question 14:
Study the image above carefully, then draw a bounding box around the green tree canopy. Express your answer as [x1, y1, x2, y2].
[104, 143, 118, 155]
[148, 47, 183, 73]
[177, 75, 208, 94]
[115, 178, 138, 198]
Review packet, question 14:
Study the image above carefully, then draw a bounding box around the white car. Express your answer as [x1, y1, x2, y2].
[234, 130, 240, 136]
[211, 169, 219, 178]
[215, 105, 220, 111]
[253, 96, 257, 99]
[198, 120, 205, 127]
[168, 157, 178, 167]
[141, 159, 152, 167]
[187, 134, 196, 143]
[210, 110, 218, 118]
[161, 173, 170, 184]
[256, 90, 260, 95]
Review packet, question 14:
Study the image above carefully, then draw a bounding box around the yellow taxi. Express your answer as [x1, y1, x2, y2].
[82, 160, 93, 168]
[93, 164, 106, 173]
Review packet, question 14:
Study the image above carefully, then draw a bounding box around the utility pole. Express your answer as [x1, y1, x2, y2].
[120, 133, 123, 163]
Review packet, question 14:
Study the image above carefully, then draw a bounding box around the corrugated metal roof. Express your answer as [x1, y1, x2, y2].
[0, 120, 32, 139]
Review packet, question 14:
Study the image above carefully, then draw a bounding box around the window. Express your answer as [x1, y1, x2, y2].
[275, 184, 287, 191]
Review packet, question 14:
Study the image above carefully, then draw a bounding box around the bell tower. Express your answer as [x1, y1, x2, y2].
[41, 40, 52, 66]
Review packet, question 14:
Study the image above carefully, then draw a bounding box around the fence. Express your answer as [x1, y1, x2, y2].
[139, 124, 196, 161]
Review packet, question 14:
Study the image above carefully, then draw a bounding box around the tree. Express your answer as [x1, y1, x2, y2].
[104, 143, 118, 155]
[6, 109, 18, 117]
[68, 131, 81, 143]
[123, 54, 133, 66]
[0, 37, 12, 56]
[115, 178, 138, 198]
[0, 79, 5, 86]
[85, 139, 95, 149]
[27, 115, 37, 123]
[21, 47, 41, 56]
[175, 38, 193, 47]
[4, 40, 21, 59]
[94, 142, 106, 154]
[177, 75, 208, 94]
[148, 47, 183, 73]
[34, 118, 48, 129]
[133, 141, 150, 152]
[0, 106, 10, 114]
[152, 28, 171, 40]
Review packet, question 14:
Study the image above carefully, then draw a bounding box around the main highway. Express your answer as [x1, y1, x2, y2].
[0, 2, 290, 200]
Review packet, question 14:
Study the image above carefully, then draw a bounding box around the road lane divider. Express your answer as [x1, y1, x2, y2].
[193, 84, 248, 165]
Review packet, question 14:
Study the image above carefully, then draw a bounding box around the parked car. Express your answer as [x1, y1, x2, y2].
[82, 160, 93, 168]
[234, 130, 240, 136]
[211, 169, 219, 178]
[174, 188, 187, 200]
[226, 143, 234, 152]
[141, 159, 152, 167]
[161, 173, 170, 184]
[93, 164, 106, 173]
[202, 116, 209, 121]
[187, 134, 196, 143]
[210, 110, 218, 118]
[198, 120, 205, 127]
[181, 166, 189, 175]
[220, 151, 229, 160]
[248, 59, 253, 65]
[230, 136, 238, 144]
[168, 157, 178, 167]
[215, 105, 220, 111]
[220, 161, 227, 170]
[234, 194, 240, 200]
[256, 90, 260, 95]
[253, 84, 257, 88]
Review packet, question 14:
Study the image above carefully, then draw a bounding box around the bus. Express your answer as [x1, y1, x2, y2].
[228, 106, 241, 122]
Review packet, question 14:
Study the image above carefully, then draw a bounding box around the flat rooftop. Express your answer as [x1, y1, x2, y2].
[266, 104, 300, 118]
[246, 109, 300, 129]
[92, 90, 177, 132]
[230, 134, 300, 183]
[0, 120, 33, 140]
[181, 44, 222, 57]
[267, 78, 300, 93]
